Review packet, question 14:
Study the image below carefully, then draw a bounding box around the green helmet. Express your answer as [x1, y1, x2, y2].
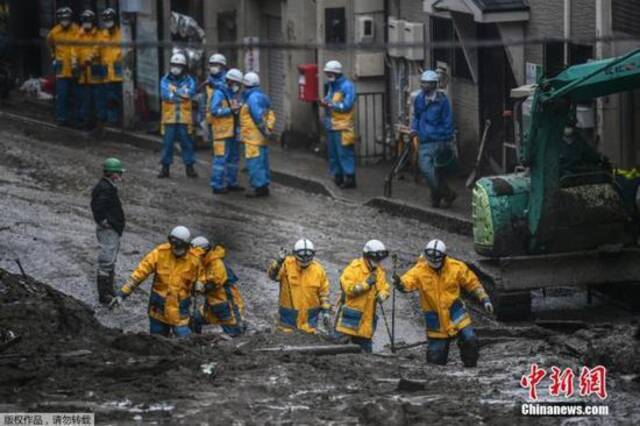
[103, 157, 124, 173]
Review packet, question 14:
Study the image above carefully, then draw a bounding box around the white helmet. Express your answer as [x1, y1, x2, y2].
[243, 72, 260, 87]
[168, 226, 191, 257]
[424, 239, 446, 269]
[363, 240, 388, 262]
[191, 236, 211, 251]
[421, 70, 439, 83]
[293, 238, 315, 267]
[323, 60, 343, 74]
[208, 53, 227, 66]
[226, 68, 244, 84]
[170, 53, 187, 66]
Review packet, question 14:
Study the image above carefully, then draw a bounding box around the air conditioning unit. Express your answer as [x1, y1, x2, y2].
[387, 18, 405, 58]
[356, 16, 375, 44]
[404, 22, 424, 61]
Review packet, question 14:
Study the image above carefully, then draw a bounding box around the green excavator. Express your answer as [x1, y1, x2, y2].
[472, 48, 640, 320]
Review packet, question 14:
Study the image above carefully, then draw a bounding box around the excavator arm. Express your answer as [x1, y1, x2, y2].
[521, 48, 640, 252]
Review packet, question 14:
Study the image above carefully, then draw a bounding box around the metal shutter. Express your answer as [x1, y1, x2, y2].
[266, 15, 285, 135]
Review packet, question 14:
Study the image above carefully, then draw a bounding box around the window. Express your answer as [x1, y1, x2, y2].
[545, 42, 593, 78]
[430, 17, 472, 80]
[325, 8, 346, 44]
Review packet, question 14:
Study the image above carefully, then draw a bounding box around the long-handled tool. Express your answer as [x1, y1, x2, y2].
[465, 119, 492, 188]
[377, 300, 394, 346]
[384, 134, 414, 198]
[390, 254, 398, 353]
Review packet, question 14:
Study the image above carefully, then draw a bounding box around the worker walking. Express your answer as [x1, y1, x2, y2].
[158, 52, 198, 179]
[334, 240, 391, 352]
[90, 158, 125, 305]
[321, 60, 357, 189]
[110, 226, 201, 337]
[97, 8, 123, 127]
[191, 237, 247, 336]
[411, 70, 456, 208]
[209, 68, 245, 193]
[267, 239, 332, 334]
[72, 9, 104, 130]
[47, 7, 79, 127]
[393, 239, 493, 367]
[240, 71, 275, 197]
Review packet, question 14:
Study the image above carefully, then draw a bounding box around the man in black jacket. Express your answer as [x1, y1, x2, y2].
[91, 157, 125, 304]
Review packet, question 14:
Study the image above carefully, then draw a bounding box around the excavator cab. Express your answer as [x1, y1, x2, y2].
[471, 49, 640, 320]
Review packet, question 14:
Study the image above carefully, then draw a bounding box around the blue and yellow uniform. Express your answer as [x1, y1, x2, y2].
[71, 25, 104, 127]
[323, 75, 357, 183]
[160, 73, 197, 167]
[335, 257, 390, 352]
[47, 22, 79, 124]
[117, 243, 201, 337]
[97, 26, 123, 124]
[268, 256, 331, 334]
[196, 245, 246, 336]
[240, 86, 275, 191]
[209, 80, 240, 191]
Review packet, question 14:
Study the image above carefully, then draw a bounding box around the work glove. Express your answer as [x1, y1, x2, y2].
[366, 274, 377, 287]
[351, 282, 370, 296]
[108, 291, 126, 309]
[392, 273, 402, 287]
[376, 292, 390, 303]
[483, 299, 494, 314]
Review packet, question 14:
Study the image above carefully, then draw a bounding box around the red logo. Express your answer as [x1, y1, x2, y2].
[520, 364, 608, 401]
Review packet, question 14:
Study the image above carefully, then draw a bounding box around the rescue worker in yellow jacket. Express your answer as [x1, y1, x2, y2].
[109, 226, 201, 337]
[190, 236, 247, 337]
[393, 239, 494, 367]
[334, 240, 391, 352]
[267, 239, 332, 334]
[47, 7, 79, 126]
[97, 8, 123, 126]
[71, 9, 104, 129]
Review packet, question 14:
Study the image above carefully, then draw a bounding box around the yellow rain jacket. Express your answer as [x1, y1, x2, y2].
[160, 73, 196, 134]
[209, 86, 235, 143]
[239, 87, 276, 159]
[72, 26, 105, 84]
[121, 243, 201, 327]
[335, 258, 390, 339]
[268, 256, 331, 333]
[98, 27, 123, 83]
[47, 23, 80, 78]
[398, 256, 488, 339]
[198, 246, 245, 326]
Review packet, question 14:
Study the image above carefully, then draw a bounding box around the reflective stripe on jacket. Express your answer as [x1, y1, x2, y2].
[160, 73, 196, 128]
[122, 243, 201, 327]
[268, 256, 330, 334]
[335, 257, 390, 339]
[47, 24, 80, 78]
[198, 246, 245, 326]
[323, 75, 356, 138]
[399, 256, 486, 338]
[98, 27, 123, 83]
[210, 86, 235, 141]
[72, 27, 104, 84]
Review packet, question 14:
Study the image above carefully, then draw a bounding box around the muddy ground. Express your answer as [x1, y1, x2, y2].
[0, 113, 639, 424]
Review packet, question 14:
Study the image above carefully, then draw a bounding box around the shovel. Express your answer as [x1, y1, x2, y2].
[466, 119, 492, 188]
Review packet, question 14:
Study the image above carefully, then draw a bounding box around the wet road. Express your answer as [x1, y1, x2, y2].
[1, 116, 639, 424]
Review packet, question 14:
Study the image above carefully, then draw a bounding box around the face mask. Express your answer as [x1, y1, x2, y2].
[170, 66, 183, 76]
[110, 173, 123, 185]
[210, 65, 221, 75]
[326, 74, 336, 82]
[564, 127, 575, 137]
[422, 82, 436, 92]
[82, 22, 93, 31]
[104, 20, 115, 29]
[230, 84, 241, 93]
[60, 20, 71, 28]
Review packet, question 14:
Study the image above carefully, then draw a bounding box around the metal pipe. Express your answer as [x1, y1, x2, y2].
[564, 0, 572, 67]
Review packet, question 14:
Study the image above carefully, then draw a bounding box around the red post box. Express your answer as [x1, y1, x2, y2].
[297, 63, 319, 102]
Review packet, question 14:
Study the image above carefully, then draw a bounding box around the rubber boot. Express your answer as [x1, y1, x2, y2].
[97, 275, 112, 305]
[458, 335, 479, 368]
[340, 174, 357, 189]
[157, 165, 170, 179]
[333, 174, 344, 187]
[107, 271, 116, 300]
[246, 186, 270, 198]
[440, 183, 458, 208]
[186, 164, 198, 178]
